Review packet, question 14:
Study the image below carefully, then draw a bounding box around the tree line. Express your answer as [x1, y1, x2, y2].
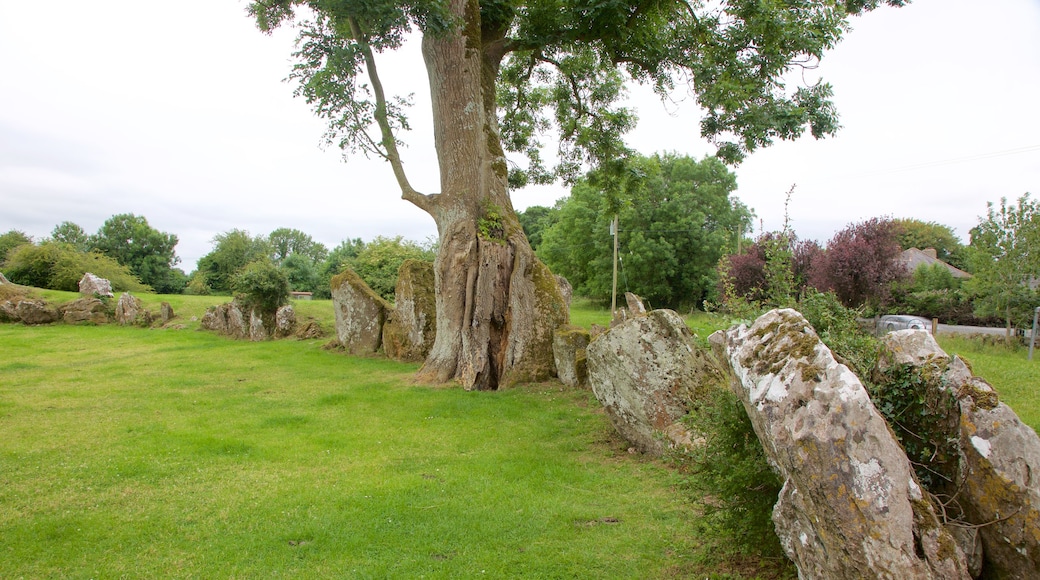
[0, 217, 433, 303]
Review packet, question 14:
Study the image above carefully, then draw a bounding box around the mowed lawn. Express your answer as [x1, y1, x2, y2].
[0, 323, 705, 578]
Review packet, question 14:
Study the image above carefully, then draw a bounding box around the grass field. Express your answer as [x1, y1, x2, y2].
[1, 320, 757, 578]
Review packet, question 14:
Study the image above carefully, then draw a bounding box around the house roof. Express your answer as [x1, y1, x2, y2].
[898, 248, 972, 279]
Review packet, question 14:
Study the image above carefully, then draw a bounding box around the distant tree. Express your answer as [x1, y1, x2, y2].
[280, 253, 321, 293]
[51, 221, 91, 252]
[267, 227, 329, 265]
[348, 236, 435, 302]
[809, 217, 906, 308]
[4, 241, 149, 292]
[92, 214, 182, 293]
[0, 230, 33, 266]
[196, 230, 272, 294]
[892, 218, 967, 269]
[516, 205, 559, 252]
[965, 194, 1040, 338]
[540, 154, 751, 309]
[314, 238, 366, 298]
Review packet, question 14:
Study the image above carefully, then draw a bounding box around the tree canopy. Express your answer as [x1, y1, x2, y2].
[539, 153, 750, 309]
[92, 214, 184, 294]
[196, 230, 273, 294]
[965, 193, 1040, 334]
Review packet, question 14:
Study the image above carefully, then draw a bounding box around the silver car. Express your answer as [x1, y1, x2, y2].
[878, 314, 930, 333]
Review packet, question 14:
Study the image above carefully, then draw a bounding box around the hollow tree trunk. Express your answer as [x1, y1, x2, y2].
[412, 0, 567, 390]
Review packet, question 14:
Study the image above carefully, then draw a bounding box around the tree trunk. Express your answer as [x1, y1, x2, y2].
[412, 0, 567, 390]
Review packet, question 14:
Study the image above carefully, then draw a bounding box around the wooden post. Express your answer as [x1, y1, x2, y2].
[932, 318, 938, 335]
[611, 214, 619, 318]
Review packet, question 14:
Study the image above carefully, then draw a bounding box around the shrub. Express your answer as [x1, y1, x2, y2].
[677, 387, 785, 558]
[4, 242, 150, 292]
[184, 271, 212, 295]
[348, 236, 435, 302]
[232, 258, 290, 315]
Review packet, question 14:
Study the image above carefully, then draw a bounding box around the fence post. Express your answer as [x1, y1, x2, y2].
[931, 318, 938, 336]
[1030, 307, 1039, 361]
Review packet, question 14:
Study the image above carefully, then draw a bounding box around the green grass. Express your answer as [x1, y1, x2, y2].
[937, 335, 1040, 431]
[1, 323, 767, 578]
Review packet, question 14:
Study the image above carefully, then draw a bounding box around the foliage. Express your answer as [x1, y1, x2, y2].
[50, 221, 91, 252]
[886, 263, 984, 325]
[796, 289, 878, 379]
[232, 258, 290, 315]
[184, 271, 212, 296]
[868, 362, 960, 490]
[347, 236, 435, 302]
[4, 241, 149, 292]
[91, 213, 184, 294]
[809, 217, 906, 309]
[678, 387, 786, 559]
[477, 200, 507, 242]
[195, 230, 272, 294]
[315, 238, 366, 299]
[539, 154, 750, 309]
[0, 229, 32, 265]
[279, 252, 321, 293]
[267, 227, 329, 265]
[892, 218, 967, 269]
[965, 193, 1040, 334]
[516, 204, 559, 251]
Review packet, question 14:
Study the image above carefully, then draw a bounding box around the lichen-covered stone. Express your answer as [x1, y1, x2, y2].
[876, 330, 1040, 579]
[625, 292, 647, 316]
[61, 297, 109, 324]
[500, 256, 569, 386]
[200, 301, 248, 339]
[275, 304, 296, 338]
[382, 260, 436, 362]
[249, 309, 268, 341]
[78, 272, 113, 298]
[555, 274, 573, 309]
[587, 309, 720, 456]
[0, 272, 9, 284]
[715, 309, 969, 580]
[331, 268, 391, 355]
[553, 326, 590, 388]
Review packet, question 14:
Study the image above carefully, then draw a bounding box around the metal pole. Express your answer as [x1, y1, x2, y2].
[611, 214, 619, 319]
[1030, 306, 1039, 361]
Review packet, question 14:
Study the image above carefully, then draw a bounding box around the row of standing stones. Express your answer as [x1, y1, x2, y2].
[579, 299, 1039, 580]
[0, 272, 174, 327]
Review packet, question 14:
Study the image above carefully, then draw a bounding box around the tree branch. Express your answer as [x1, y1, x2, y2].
[348, 17, 435, 214]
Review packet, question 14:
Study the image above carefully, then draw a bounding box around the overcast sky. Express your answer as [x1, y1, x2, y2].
[2, 0, 1038, 272]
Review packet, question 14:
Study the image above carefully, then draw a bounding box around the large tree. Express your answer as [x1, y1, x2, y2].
[249, 0, 904, 389]
[540, 153, 750, 309]
[91, 213, 183, 294]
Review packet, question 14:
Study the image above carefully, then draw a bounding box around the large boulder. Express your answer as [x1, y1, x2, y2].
[160, 302, 174, 324]
[586, 309, 721, 455]
[0, 271, 9, 284]
[500, 252, 569, 387]
[553, 326, 590, 388]
[712, 309, 968, 580]
[115, 292, 148, 326]
[78, 273, 113, 298]
[876, 330, 1040, 579]
[15, 299, 60, 325]
[61, 297, 109, 324]
[331, 268, 391, 355]
[555, 275, 573, 309]
[381, 260, 436, 362]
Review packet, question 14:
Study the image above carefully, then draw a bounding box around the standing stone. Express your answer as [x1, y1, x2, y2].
[0, 272, 9, 284]
[624, 292, 647, 316]
[248, 309, 268, 341]
[555, 275, 573, 309]
[200, 304, 228, 333]
[78, 273, 113, 297]
[115, 292, 144, 325]
[586, 309, 721, 455]
[331, 268, 391, 354]
[876, 330, 1040, 579]
[61, 297, 109, 324]
[382, 260, 436, 362]
[225, 301, 247, 339]
[275, 304, 296, 338]
[553, 326, 590, 388]
[713, 309, 968, 580]
[160, 302, 174, 324]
